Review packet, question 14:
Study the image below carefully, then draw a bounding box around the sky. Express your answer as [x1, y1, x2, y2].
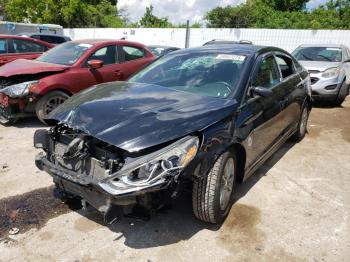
[118, 0, 328, 25]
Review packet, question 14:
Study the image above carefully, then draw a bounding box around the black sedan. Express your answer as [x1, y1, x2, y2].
[34, 44, 312, 224]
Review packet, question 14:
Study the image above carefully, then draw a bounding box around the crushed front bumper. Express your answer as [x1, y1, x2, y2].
[0, 93, 34, 121]
[35, 152, 171, 213]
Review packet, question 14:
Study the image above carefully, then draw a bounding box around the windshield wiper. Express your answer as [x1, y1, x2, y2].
[301, 53, 313, 61]
[317, 54, 333, 62]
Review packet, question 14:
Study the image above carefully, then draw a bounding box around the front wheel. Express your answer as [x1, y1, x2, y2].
[35, 91, 70, 124]
[192, 151, 237, 224]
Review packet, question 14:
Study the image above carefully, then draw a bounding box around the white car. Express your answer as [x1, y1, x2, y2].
[293, 44, 350, 106]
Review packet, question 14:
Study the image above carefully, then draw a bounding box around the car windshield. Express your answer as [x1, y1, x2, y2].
[37, 42, 93, 65]
[293, 47, 342, 62]
[129, 52, 247, 99]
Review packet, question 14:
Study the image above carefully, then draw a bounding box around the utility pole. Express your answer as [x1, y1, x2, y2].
[185, 20, 190, 48]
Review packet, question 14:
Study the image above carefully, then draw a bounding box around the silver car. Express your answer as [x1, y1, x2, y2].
[292, 44, 350, 105]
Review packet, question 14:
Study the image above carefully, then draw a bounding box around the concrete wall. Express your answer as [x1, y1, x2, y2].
[63, 28, 350, 52]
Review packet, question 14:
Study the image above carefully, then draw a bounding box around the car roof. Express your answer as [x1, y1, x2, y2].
[175, 44, 283, 56]
[72, 39, 146, 47]
[297, 44, 345, 48]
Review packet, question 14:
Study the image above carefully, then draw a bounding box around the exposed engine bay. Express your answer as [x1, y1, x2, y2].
[35, 123, 199, 222]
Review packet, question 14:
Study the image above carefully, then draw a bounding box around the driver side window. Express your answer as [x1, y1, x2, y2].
[252, 56, 280, 89]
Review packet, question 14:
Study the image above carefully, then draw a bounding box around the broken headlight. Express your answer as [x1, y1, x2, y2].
[99, 136, 199, 195]
[1, 81, 39, 98]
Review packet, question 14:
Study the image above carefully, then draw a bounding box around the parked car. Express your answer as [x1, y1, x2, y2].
[34, 44, 311, 224]
[147, 45, 180, 57]
[0, 39, 154, 124]
[0, 35, 53, 66]
[203, 39, 253, 46]
[292, 44, 350, 105]
[18, 32, 72, 45]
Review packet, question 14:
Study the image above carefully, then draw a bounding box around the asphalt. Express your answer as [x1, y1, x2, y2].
[0, 98, 349, 262]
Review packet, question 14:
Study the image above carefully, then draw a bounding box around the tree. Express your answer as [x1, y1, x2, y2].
[205, 0, 350, 29]
[261, 0, 309, 11]
[138, 5, 172, 28]
[0, 0, 127, 28]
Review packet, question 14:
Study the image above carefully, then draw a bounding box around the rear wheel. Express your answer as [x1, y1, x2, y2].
[290, 104, 309, 142]
[192, 151, 237, 224]
[36, 90, 69, 124]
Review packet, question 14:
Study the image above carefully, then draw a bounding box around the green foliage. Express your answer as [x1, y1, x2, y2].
[205, 0, 350, 29]
[138, 5, 172, 28]
[261, 0, 309, 11]
[0, 0, 127, 28]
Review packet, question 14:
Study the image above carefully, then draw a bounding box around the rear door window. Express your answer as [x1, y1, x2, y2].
[0, 39, 8, 54]
[12, 39, 48, 53]
[275, 55, 296, 79]
[252, 56, 281, 89]
[120, 46, 145, 62]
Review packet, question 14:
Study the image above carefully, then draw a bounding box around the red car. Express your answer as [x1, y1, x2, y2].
[0, 35, 54, 66]
[0, 39, 154, 124]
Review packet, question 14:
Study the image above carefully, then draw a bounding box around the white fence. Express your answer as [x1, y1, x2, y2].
[63, 28, 350, 52]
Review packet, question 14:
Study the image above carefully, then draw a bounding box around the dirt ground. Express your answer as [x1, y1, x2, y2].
[0, 99, 349, 262]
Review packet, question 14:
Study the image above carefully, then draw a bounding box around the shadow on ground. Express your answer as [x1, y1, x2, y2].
[5, 117, 46, 129]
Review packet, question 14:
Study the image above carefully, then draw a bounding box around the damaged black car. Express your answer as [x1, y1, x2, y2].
[34, 45, 311, 224]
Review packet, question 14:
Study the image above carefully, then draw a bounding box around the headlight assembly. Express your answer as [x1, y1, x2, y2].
[1, 81, 39, 98]
[321, 67, 340, 78]
[98, 136, 199, 195]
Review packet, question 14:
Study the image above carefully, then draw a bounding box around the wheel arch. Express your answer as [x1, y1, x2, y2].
[226, 142, 246, 183]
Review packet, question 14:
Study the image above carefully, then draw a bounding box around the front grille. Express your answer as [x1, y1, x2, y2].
[325, 84, 337, 90]
[308, 70, 321, 74]
[311, 77, 319, 85]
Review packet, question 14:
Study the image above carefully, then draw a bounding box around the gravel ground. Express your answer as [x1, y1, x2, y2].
[0, 98, 349, 262]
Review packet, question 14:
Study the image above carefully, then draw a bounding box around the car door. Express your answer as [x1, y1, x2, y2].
[118, 45, 154, 78]
[274, 53, 303, 135]
[237, 53, 285, 172]
[68, 44, 125, 93]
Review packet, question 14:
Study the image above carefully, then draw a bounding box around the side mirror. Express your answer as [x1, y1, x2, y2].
[88, 59, 104, 70]
[344, 59, 350, 63]
[251, 86, 273, 97]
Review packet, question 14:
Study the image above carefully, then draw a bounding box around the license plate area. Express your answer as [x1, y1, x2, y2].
[54, 142, 109, 180]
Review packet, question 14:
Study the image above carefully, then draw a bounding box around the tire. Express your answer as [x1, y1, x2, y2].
[290, 103, 309, 142]
[334, 81, 349, 107]
[35, 90, 70, 124]
[192, 151, 237, 224]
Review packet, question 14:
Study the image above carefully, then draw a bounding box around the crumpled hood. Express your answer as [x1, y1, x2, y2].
[299, 61, 341, 72]
[0, 59, 68, 77]
[49, 82, 238, 152]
